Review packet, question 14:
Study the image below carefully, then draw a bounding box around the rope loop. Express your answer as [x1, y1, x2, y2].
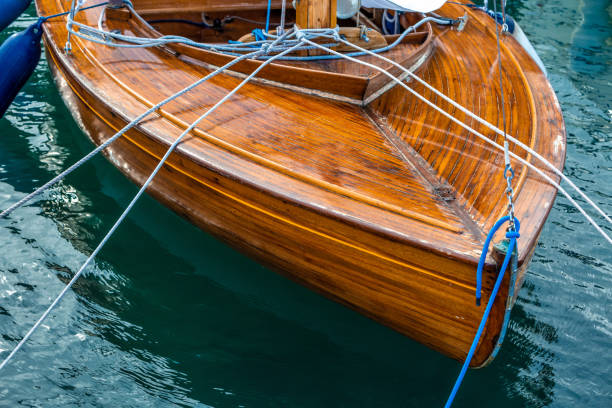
[260, 42, 272, 54]
[475, 215, 521, 306]
[445, 215, 520, 408]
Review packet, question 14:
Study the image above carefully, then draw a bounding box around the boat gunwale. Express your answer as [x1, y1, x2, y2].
[39, 19, 495, 273]
[37, 0, 565, 271]
[124, 3, 436, 103]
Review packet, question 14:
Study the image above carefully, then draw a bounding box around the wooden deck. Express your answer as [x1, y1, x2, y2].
[35, 0, 566, 366]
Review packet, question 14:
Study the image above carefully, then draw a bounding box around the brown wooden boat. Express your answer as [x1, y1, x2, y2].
[34, 0, 566, 367]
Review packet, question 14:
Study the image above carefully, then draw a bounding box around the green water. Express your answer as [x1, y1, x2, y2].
[0, 1, 610, 406]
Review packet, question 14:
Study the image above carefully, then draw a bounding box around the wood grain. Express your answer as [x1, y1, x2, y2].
[35, 0, 566, 367]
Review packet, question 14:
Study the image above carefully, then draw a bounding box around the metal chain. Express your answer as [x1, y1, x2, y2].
[492, 0, 517, 231]
[504, 142, 517, 231]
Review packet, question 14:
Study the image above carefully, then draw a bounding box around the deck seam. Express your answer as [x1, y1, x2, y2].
[364, 106, 485, 242]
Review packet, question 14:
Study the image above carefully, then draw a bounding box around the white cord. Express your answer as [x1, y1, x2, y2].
[331, 34, 612, 228]
[303, 36, 612, 245]
[0, 34, 303, 371]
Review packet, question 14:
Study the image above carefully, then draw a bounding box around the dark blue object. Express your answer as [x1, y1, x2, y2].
[486, 10, 516, 34]
[0, 0, 32, 33]
[0, 19, 43, 118]
[252, 28, 266, 42]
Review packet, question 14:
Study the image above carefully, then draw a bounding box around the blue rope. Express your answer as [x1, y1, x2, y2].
[444, 215, 520, 408]
[265, 0, 271, 33]
[40, 1, 109, 22]
[266, 16, 457, 61]
[252, 28, 267, 42]
[475, 216, 521, 305]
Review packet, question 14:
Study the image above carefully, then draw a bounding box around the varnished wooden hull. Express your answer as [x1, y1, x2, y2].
[37, 0, 566, 367]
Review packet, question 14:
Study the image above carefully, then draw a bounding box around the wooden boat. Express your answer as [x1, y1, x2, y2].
[34, 0, 566, 367]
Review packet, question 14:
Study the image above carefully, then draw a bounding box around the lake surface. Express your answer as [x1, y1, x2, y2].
[0, 1, 610, 406]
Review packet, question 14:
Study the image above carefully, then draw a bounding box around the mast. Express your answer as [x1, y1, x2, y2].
[295, 0, 337, 29]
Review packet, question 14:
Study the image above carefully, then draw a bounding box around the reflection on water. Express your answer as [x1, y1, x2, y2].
[571, 0, 612, 81]
[0, 1, 611, 407]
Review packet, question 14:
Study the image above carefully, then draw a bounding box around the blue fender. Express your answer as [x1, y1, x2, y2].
[0, 0, 32, 33]
[0, 20, 43, 118]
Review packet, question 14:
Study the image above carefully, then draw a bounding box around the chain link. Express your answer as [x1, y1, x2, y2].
[503, 141, 517, 231]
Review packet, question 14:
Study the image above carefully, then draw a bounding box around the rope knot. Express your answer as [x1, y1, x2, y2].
[260, 42, 272, 54]
[330, 26, 342, 41]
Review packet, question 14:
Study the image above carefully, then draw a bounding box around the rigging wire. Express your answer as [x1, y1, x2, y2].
[323, 32, 612, 231]
[302, 35, 612, 245]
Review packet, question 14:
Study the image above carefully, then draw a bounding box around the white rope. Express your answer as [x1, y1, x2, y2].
[0, 34, 304, 371]
[62, 3, 451, 58]
[302, 36, 612, 245]
[64, 2, 320, 54]
[81, 2, 610, 232]
[0, 46, 268, 219]
[329, 34, 612, 228]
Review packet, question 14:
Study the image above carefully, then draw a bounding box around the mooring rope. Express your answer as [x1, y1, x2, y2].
[0, 44, 272, 219]
[265, 0, 272, 33]
[444, 216, 521, 408]
[0, 32, 303, 372]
